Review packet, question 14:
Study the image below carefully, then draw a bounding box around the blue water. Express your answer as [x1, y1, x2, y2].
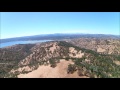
[0, 40, 53, 48]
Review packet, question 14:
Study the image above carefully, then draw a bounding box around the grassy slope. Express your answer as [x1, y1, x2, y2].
[58, 41, 120, 78]
[0, 41, 120, 78]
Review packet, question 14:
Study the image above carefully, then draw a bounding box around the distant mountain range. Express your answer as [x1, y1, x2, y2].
[0, 33, 120, 43]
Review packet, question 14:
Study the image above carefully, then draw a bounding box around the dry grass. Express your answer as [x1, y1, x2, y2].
[18, 59, 88, 78]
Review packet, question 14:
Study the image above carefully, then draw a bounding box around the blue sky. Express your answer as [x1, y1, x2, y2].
[0, 12, 119, 39]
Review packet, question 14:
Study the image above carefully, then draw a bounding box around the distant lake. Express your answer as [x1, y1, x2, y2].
[0, 40, 53, 48]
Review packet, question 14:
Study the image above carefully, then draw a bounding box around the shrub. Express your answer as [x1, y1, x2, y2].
[49, 59, 57, 68]
[67, 64, 77, 74]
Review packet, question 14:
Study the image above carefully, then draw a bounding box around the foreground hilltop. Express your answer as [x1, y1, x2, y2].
[0, 41, 120, 78]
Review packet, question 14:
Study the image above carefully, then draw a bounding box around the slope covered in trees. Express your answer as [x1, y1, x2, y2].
[0, 41, 120, 78]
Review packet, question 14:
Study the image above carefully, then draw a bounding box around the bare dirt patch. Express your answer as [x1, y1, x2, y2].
[18, 60, 88, 78]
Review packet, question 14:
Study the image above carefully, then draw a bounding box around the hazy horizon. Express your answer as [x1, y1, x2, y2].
[0, 33, 119, 40]
[1, 12, 119, 39]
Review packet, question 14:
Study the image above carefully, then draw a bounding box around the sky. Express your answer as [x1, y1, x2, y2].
[0, 12, 119, 39]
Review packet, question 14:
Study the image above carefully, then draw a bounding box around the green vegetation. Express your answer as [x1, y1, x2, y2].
[49, 58, 60, 68]
[0, 41, 120, 78]
[0, 44, 35, 78]
[67, 64, 77, 74]
[58, 41, 120, 78]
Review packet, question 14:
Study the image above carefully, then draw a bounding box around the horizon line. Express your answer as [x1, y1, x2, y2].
[1, 33, 119, 39]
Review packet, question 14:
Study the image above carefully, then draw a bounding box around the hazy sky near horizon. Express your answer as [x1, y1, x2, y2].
[0, 12, 119, 39]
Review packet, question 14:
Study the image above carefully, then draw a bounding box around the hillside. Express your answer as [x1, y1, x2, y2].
[0, 41, 120, 78]
[0, 44, 35, 77]
[17, 60, 88, 78]
[65, 38, 120, 55]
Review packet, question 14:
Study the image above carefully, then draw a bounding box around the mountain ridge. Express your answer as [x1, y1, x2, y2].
[1, 33, 120, 43]
[0, 41, 120, 78]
